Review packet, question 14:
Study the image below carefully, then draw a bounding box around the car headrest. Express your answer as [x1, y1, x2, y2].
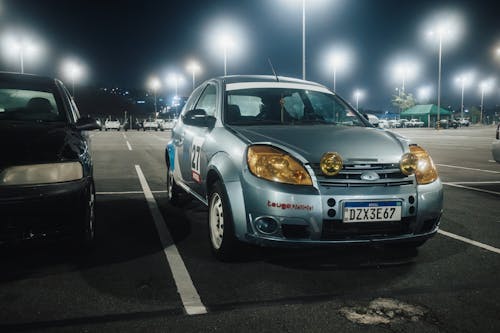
[227, 104, 241, 122]
[26, 97, 53, 113]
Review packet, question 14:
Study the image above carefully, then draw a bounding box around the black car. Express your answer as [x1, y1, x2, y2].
[0, 72, 100, 246]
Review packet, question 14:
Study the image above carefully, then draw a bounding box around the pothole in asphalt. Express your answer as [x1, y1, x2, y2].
[339, 298, 427, 325]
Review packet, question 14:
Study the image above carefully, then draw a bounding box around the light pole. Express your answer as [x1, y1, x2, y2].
[219, 35, 233, 76]
[456, 74, 471, 120]
[62, 60, 84, 97]
[329, 51, 348, 92]
[187, 62, 201, 91]
[479, 79, 494, 125]
[354, 89, 363, 110]
[149, 77, 161, 115]
[302, 0, 306, 80]
[4, 35, 39, 74]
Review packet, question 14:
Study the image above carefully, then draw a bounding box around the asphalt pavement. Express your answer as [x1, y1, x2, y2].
[0, 126, 499, 333]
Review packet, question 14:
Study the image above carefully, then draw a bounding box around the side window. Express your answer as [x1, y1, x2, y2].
[194, 84, 217, 116]
[183, 85, 204, 114]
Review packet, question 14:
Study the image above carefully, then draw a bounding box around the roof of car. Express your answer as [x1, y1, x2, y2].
[217, 75, 326, 88]
[0, 71, 58, 86]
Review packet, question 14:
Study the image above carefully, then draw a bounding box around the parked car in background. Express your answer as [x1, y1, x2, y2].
[158, 119, 175, 131]
[492, 123, 500, 163]
[436, 119, 459, 129]
[166, 75, 443, 261]
[104, 119, 120, 131]
[0, 72, 100, 246]
[407, 119, 424, 128]
[365, 114, 380, 127]
[398, 119, 409, 128]
[458, 118, 470, 127]
[143, 118, 159, 131]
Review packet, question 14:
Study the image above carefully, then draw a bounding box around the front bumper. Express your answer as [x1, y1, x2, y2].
[229, 171, 443, 247]
[0, 178, 90, 244]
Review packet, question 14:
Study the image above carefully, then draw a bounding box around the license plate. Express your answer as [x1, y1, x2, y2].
[343, 201, 402, 222]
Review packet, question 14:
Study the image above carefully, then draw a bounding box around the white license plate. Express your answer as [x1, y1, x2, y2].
[343, 201, 402, 222]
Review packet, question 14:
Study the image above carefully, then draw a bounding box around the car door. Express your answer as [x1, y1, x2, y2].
[176, 83, 218, 196]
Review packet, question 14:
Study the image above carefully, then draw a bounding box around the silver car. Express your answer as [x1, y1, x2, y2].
[166, 76, 443, 261]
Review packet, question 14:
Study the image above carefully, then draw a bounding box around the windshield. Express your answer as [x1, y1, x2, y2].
[0, 88, 65, 122]
[225, 88, 368, 127]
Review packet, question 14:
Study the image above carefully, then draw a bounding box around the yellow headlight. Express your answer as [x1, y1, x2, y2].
[320, 152, 343, 176]
[400, 145, 438, 185]
[247, 145, 312, 185]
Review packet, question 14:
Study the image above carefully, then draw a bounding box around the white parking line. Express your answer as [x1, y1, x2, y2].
[443, 183, 500, 196]
[126, 141, 132, 151]
[97, 190, 168, 195]
[436, 164, 500, 174]
[438, 229, 500, 255]
[444, 181, 500, 185]
[135, 165, 207, 316]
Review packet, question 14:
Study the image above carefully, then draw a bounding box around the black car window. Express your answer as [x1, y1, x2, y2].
[0, 88, 65, 122]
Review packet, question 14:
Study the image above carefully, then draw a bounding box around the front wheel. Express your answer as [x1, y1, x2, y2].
[208, 181, 240, 261]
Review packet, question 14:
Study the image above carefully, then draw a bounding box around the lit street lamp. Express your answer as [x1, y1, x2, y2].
[219, 35, 234, 76]
[186, 61, 201, 90]
[417, 85, 432, 103]
[479, 79, 494, 124]
[2, 34, 40, 73]
[426, 12, 463, 128]
[328, 50, 349, 92]
[62, 60, 84, 97]
[148, 77, 161, 114]
[392, 61, 419, 95]
[354, 89, 364, 110]
[455, 74, 472, 121]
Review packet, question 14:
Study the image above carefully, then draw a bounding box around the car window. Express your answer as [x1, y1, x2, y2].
[194, 84, 217, 116]
[0, 88, 65, 122]
[224, 87, 366, 127]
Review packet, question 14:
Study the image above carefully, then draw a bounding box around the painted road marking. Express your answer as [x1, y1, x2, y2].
[443, 183, 500, 196]
[97, 190, 168, 195]
[436, 164, 500, 174]
[444, 181, 500, 184]
[126, 141, 132, 151]
[135, 165, 207, 316]
[439, 229, 500, 255]
[489, 160, 497, 163]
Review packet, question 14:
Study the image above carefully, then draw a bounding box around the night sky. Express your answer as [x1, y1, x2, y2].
[1, 0, 499, 111]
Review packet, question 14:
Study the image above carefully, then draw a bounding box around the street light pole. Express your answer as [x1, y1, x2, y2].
[480, 85, 485, 125]
[302, 0, 306, 80]
[459, 77, 465, 120]
[437, 33, 443, 128]
[19, 46, 24, 74]
[223, 45, 227, 76]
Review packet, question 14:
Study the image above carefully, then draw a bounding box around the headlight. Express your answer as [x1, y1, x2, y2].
[399, 145, 438, 185]
[247, 145, 312, 185]
[0, 162, 83, 186]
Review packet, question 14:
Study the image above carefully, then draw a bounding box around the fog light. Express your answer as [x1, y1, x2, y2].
[327, 198, 336, 207]
[409, 206, 416, 214]
[327, 209, 336, 218]
[255, 217, 278, 234]
[409, 196, 415, 204]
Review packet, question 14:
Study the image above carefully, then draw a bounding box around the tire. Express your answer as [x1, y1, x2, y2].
[208, 181, 240, 261]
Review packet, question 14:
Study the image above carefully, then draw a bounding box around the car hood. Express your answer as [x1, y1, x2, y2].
[0, 121, 85, 168]
[232, 125, 409, 164]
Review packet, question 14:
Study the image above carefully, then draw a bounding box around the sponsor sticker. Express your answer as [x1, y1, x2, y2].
[267, 200, 313, 211]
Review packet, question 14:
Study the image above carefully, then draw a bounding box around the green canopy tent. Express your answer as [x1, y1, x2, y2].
[400, 104, 452, 127]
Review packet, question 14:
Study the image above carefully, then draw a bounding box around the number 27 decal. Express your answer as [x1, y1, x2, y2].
[191, 137, 205, 183]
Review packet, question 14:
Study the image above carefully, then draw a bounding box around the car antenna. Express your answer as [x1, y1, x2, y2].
[268, 58, 279, 82]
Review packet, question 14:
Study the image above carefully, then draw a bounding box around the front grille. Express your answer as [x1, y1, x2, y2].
[321, 217, 414, 241]
[310, 162, 414, 187]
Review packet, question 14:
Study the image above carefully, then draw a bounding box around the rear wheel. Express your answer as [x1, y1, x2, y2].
[208, 181, 240, 261]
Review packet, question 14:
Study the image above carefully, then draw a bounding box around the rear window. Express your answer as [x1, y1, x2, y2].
[0, 88, 65, 122]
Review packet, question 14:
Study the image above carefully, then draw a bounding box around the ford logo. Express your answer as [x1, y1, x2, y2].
[360, 171, 380, 181]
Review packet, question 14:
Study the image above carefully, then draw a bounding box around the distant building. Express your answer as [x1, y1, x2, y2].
[400, 104, 452, 127]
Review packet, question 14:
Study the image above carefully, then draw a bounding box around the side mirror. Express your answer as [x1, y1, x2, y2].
[182, 109, 215, 127]
[75, 116, 100, 131]
[362, 113, 369, 120]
